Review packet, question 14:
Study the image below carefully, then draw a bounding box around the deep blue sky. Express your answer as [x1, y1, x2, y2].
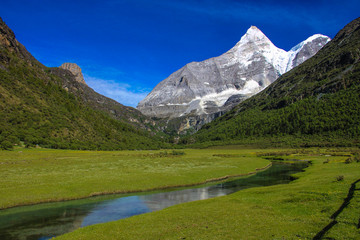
[1, 0, 359, 107]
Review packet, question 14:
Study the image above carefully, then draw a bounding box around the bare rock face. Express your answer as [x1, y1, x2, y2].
[137, 26, 330, 133]
[137, 27, 330, 118]
[60, 63, 86, 85]
[0, 17, 41, 67]
[286, 34, 332, 70]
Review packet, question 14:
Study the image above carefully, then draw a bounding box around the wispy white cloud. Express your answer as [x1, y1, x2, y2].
[84, 75, 149, 108]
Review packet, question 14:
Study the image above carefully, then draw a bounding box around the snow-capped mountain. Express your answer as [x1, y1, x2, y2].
[137, 26, 330, 123]
[285, 34, 331, 71]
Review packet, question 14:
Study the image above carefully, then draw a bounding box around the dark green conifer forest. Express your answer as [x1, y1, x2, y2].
[190, 18, 360, 147]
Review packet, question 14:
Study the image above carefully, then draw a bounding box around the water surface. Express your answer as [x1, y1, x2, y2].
[0, 161, 308, 240]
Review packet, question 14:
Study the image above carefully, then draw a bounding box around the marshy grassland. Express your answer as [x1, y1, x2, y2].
[53, 147, 360, 240]
[1, 146, 359, 239]
[0, 147, 269, 209]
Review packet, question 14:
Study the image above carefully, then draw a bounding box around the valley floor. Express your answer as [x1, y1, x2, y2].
[1, 147, 359, 239]
[0, 147, 269, 209]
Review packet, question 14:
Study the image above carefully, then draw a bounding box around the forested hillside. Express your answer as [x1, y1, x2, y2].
[0, 18, 165, 150]
[190, 18, 360, 147]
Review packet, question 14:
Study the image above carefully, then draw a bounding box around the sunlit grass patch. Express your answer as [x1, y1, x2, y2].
[54, 148, 360, 240]
[0, 147, 269, 209]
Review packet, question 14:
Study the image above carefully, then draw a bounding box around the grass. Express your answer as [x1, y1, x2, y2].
[0, 147, 269, 209]
[1, 147, 359, 239]
[52, 147, 360, 240]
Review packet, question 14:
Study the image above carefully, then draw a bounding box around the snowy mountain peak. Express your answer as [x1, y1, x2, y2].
[240, 25, 270, 44]
[137, 27, 331, 123]
[246, 26, 262, 35]
[304, 34, 330, 45]
[290, 34, 330, 52]
[285, 34, 331, 72]
[247, 25, 261, 33]
[227, 26, 288, 74]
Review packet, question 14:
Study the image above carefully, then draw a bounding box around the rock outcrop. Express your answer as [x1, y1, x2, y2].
[60, 63, 86, 85]
[0, 17, 164, 150]
[50, 66, 160, 133]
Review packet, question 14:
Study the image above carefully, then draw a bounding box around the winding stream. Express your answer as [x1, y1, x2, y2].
[0, 161, 308, 240]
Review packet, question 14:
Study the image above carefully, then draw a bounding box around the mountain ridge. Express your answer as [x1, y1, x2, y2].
[0, 17, 165, 150]
[189, 17, 360, 147]
[51, 63, 162, 133]
[137, 26, 330, 133]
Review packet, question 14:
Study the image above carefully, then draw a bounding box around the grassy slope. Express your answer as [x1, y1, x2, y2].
[0, 18, 164, 150]
[189, 18, 360, 147]
[0, 50, 166, 150]
[54, 149, 360, 240]
[0, 148, 269, 209]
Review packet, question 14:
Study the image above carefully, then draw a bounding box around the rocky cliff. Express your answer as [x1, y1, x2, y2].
[59, 63, 86, 85]
[137, 26, 330, 133]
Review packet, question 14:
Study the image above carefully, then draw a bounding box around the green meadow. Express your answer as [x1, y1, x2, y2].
[1, 147, 359, 239]
[53, 148, 360, 240]
[0, 147, 269, 209]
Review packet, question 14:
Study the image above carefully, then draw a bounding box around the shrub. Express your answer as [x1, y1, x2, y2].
[354, 152, 360, 163]
[336, 175, 344, 181]
[0, 140, 13, 150]
[171, 150, 185, 156]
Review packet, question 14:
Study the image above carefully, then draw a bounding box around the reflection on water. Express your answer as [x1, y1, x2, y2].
[81, 196, 151, 227]
[0, 161, 308, 240]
